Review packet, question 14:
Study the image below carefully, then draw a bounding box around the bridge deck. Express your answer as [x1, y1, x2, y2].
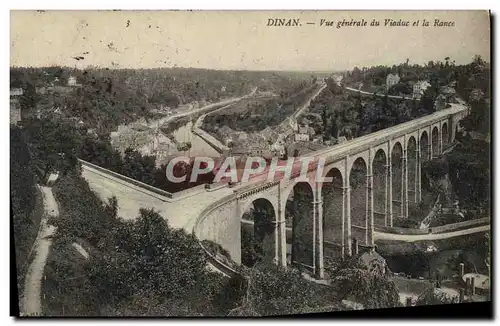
[82, 163, 234, 231]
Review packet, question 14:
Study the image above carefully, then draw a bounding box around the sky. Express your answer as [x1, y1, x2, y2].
[10, 10, 491, 71]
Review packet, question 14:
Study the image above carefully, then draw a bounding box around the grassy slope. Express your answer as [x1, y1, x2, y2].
[14, 185, 44, 302]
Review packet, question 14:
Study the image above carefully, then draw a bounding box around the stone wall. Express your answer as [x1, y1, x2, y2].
[194, 197, 241, 264]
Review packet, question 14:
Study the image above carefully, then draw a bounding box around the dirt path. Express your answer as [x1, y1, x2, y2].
[20, 185, 59, 316]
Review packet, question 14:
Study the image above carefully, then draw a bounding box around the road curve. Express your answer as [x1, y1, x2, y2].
[374, 225, 490, 242]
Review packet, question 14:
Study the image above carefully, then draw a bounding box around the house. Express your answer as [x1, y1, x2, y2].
[10, 99, 21, 125]
[231, 145, 270, 158]
[333, 74, 343, 86]
[297, 125, 308, 135]
[295, 124, 311, 142]
[10, 88, 23, 97]
[68, 76, 77, 86]
[236, 132, 248, 141]
[413, 80, 431, 99]
[386, 73, 400, 89]
[295, 133, 309, 142]
[289, 118, 298, 132]
[151, 133, 171, 163]
[270, 141, 286, 158]
[67, 76, 82, 87]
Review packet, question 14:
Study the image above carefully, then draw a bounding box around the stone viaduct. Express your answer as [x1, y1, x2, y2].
[193, 103, 468, 278]
[81, 103, 469, 279]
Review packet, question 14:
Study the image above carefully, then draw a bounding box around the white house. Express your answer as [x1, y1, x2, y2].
[68, 76, 78, 86]
[10, 88, 23, 96]
[295, 133, 310, 142]
[413, 80, 431, 99]
[386, 73, 400, 89]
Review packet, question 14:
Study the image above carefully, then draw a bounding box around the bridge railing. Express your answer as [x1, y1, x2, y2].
[79, 158, 212, 202]
[231, 105, 467, 198]
[79, 159, 174, 199]
[191, 105, 469, 276]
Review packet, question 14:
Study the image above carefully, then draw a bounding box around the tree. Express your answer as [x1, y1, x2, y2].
[415, 287, 459, 306]
[329, 259, 401, 310]
[19, 118, 80, 183]
[11, 125, 38, 275]
[18, 82, 39, 117]
[229, 263, 340, 316]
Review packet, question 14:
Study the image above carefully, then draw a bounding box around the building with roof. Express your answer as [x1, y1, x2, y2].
[386, 73, 401, 90]
[10, 88, 23, 97]
[413, 80, 431, 99]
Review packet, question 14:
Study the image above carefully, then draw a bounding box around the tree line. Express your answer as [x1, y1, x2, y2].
[11, 66, 313, 135]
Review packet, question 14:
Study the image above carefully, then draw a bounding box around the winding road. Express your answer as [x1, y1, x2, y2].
[344, 86, 418, 101]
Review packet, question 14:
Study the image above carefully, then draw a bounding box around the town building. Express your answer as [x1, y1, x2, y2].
[151, 133, 171, 165]
[270, 139, 286, 158]
[10, 88, 23, 124]
[413, 80, 431, 99]
[231, 145, 272, 159]
[386, 73, 400, 89]
[10, 99, 21, 125]
[67, 76, 82, 87]
[294, 133, 309, 142]
[10, 88, 23, 97]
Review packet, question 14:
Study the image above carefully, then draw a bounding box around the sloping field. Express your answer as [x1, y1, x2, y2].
[207, 95, 278, 116]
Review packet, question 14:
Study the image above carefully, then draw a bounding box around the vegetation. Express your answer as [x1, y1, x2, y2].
[309, 77, 419, 142]
[414, 55, 490, 215]
[11, 66, 313, 135]
[203, 81, 321, 133]
[13, 57, 491, 315]
[14, 117, 215, 193]
[44, 172, 375, 316]
[10, 126, 44, 292]
[447, 137, 490, 212]
[229, 264, 342, 316]
[319, 55, 489, 143]
[45, 174, 231, 316]
[327, 256, 401, 310]
[415, 287, 459, 306]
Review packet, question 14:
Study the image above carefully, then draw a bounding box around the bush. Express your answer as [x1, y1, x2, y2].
[233, 263, 337, 316]
[393, 217, 420, 229]
[328, 257, 401, 310]
[46, 176, 232, 316]
[415, 287, 459, 306]
[11, 125, 44, 291]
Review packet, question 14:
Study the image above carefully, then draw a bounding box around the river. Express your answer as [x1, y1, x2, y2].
[168, 121, 221, 158]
